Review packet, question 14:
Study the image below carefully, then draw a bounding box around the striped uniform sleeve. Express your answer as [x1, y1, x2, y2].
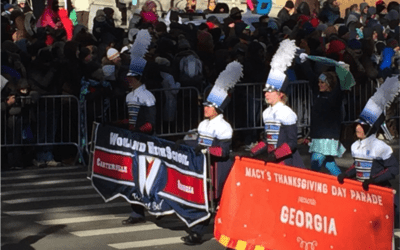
[345, 163, 357, 178]
[373, 155, 399, 183]
[209, 139, 231, 157]
[273, 124, 297, 160]
[273, 107, 298, 159]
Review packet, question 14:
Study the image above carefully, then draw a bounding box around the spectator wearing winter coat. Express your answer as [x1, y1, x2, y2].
[345, 4, 361, 27]
[28, 47, 64, 168]
[140, 1, 159, 26]
[92, 9, 119, 44]
[376, 0, 388, 21]
[326, 38, 346, 61]
[295, 0, 319, 17]
[15, 0, 33, 14]
[58, 1, 74, 41]
[360, 2, 369, 25]
[155, 56, 181, 123]
[277, 0, 295, 25]
[2, 4, 15, 24]
[319, 0, 341, 25]
[378, 38, 399, 79]
[385, 9, 399, 38]
[102, 48, 121, 83]
[36, 0, 63, 45]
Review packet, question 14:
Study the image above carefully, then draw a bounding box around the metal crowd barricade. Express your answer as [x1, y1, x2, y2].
[207, 81, 313, 132]
[342, 79, 378, 124]
[338, 78, 399, 125]
[83, 87, 202, 155]
[1, 95, 85, 165]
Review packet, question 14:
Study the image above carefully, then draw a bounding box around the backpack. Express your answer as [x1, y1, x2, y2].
[178, 52, 203, 87]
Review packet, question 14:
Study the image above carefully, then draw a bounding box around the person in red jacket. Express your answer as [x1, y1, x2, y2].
[57, 1, 73, 41]
[37, 0, 62, 45]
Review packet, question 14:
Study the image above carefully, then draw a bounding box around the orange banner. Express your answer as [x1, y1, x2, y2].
[215, 157, 395, 250]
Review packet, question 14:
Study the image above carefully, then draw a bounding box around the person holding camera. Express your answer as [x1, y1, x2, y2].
[1, 77, 38, 169]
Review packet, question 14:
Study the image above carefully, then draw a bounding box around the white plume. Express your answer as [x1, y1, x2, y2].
[214, 61, 243, 91]
[270, 39, 297, 74]
[130, 29, 152, 60]
[370, 75, 400, 110]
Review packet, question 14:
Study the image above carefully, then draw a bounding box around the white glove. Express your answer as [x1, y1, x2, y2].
[299, 53, 308, 64]
[201, 148, 208, 154]
[338, 61, 350, 71]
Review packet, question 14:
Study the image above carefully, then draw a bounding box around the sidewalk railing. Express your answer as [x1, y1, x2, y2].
[82, 87, 202, 155]
[2, 81, 399, 167]
[1, 95, 85, 165]
[206, 81, 313, 131]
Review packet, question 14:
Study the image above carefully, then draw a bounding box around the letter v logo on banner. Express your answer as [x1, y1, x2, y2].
[138, 156, 162, 196]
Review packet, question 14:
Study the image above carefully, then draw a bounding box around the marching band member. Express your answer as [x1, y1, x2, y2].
[250, 39, 305, 168]
[122, 29, 157, 225]
[180, 61, 243, 245]
[337, 75, 399, 227]
[125, 29, 156, 135]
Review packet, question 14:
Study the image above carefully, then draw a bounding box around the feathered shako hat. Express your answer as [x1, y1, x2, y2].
[127, 29, 152, 76]
[203, 61, 243, 112]
[357, 75, 400, 140]
[264, 39, 298, 93]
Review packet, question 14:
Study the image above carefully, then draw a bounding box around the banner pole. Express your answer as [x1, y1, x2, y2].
[87, 122, 98, 179]
[206, 149, 215, 213]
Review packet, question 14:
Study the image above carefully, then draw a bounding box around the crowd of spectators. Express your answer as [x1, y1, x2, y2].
[1, 0, 399, 169]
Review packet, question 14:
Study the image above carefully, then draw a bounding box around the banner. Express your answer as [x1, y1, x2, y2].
[215, 157, 395, 250]
[90, 123, 210, 227]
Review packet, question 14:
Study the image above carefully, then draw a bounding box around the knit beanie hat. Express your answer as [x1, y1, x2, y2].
[197, 30, 214, 53]
[338, 25, 349, 37]
[95, 10, 106, 22]
[310, 17, 320, 27]
[386, 9, 399, 21]
[327, 39, 346, 60]
[376, 4, 386, 15]
[346, 14, 359, 27]
[58, 0, 65, 8]
[282, 26, 292, 35]
[386, 38, 399, 48]
[316, 23, 328, 32]
[107, 48, 120, 60]
[360, 3, 369, 12]
[4, 4, 13, 11]
[367, 7, 376, 17]
[285, 0, 294, 8]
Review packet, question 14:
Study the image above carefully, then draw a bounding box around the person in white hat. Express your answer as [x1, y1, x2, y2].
[121, 29, 157, 225]
[337, 75, 399, 227]
[180, 61, 243, 245]
[102, 48, 121, 82]
[16, 0, 32, 13]
[250, 39, 305, 168]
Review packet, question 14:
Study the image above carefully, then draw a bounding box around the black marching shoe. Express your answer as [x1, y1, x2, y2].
[181, 233, 202, 245]
[121, 216, 145, 225]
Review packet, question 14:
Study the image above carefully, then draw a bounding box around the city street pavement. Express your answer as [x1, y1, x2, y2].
[1, 138, 399, 250]
[1, 165, 225, 250]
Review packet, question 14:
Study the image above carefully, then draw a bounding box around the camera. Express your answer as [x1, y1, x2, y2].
[15, 96, 32, 107]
